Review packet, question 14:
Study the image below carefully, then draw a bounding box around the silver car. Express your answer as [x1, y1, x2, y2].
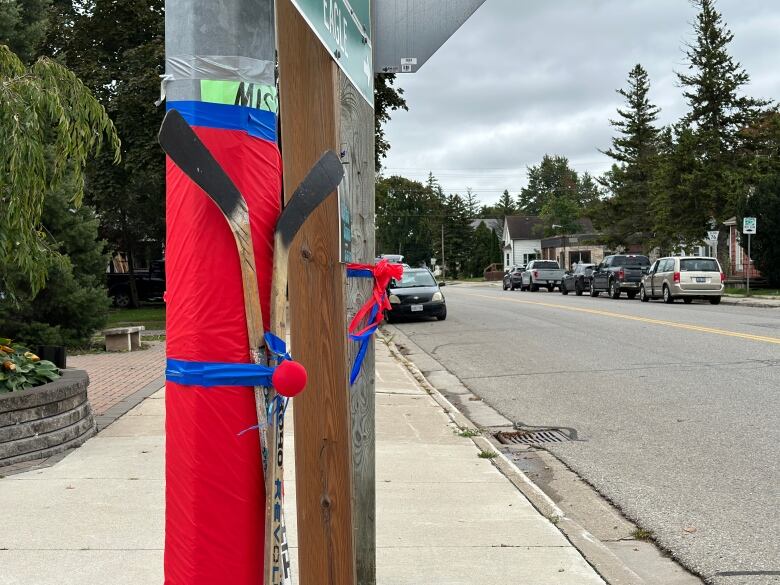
[640, 256, 724, 305]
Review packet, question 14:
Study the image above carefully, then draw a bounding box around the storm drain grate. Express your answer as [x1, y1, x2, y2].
[494, 429, 571, 445]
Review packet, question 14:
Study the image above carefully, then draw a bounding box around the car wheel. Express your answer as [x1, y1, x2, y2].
[561, 282, 568, 295]
[113, 289, 131, 308]
[530, 279, 538, 292]
[640, 285, 649, 302]
[590, 284, 599, 297]
[436, 307, 447, 321]
[627, 291, 637, 300]
[683, 298, 693, 304]
[575, 281, 583, 296]
[385, 311, 395, 323]
[503, 282, 508, 291]
[709, 297, 721, 305]
[610, 280, 621, 299]
[547, 285, 555, 293]
[663, 285, 674, 304]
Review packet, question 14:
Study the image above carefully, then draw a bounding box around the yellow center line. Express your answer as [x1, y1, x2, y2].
[464, 292, 780, 345]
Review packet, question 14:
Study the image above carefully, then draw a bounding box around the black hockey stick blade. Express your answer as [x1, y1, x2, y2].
[276, 151, 344, 247]
[158, 109, 245, 218]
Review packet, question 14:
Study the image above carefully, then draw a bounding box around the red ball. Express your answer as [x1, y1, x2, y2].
[272, 360, 308, 397]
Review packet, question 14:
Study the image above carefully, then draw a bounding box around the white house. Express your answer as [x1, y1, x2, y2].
[502, 216, 545, 271]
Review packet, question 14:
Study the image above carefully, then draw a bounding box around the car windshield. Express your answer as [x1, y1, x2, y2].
[391, 270, 437, 288]
[533, 261, 559, 269]
[680, 258, 719, 272]
[612, 255, 650, 267]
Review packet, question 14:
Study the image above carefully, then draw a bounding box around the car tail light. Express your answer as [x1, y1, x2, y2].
[617, 268, 625, 281]
[533, 271, 539, 278]
[720, 272, 726, 282]
[673, 272, 680, 283]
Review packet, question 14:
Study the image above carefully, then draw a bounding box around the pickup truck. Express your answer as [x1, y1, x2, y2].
[521, 260, 565, 292]
[590, 254, 651, 299]
[107, 260, 166, 308]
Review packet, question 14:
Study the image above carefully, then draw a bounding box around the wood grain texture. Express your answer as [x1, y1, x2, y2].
[339, 71, 377, 585]
[276, 1, 356, 584]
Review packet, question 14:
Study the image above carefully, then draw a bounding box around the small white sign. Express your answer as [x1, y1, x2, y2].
[401, 63, 413, 72]
[401, 57, 418, 65]
[743, 217, 757, 234]
[707, 230, 720, 241]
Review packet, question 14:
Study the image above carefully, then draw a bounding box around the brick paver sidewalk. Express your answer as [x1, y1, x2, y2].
[69, 342, 166, 415]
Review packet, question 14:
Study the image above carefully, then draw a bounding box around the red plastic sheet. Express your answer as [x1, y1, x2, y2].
[164, 126, 281, 584]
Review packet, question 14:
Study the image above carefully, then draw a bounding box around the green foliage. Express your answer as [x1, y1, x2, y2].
[737, 174, 780, 286]
[0, 178, 111, 347]
[599, 64, 660, 249]
[443, 194, 474, 277]
[0, 0, 51, 64]
[376, 176, 441, 266]
[496, 190, 517, 218]
[0, 338, 61, 393]
[0, 44, 120, 297]
[467, 222, 501, 277]
[519, 155, 599, 234]
[375, 73, 408, 172]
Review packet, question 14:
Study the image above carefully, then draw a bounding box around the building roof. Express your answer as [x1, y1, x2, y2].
[504, 216, 545, 240]
[470, 218, 501, 233]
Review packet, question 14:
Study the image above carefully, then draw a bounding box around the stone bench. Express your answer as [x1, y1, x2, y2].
[103, 326, 145, 352]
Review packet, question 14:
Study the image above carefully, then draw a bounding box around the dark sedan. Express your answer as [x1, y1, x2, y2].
[502, 266, 525, 290]
[385, 268, 447, 322]
[560, 263, 595, 296]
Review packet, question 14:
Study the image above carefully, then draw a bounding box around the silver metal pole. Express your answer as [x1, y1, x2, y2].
[747, 233, 751, 297]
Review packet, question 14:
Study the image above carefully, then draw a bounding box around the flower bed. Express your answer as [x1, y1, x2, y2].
[0, 369, 96, 467]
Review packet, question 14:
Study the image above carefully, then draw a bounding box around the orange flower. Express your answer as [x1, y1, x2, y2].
[3, 360, 16, 371]
[0, 345, 14, 354]
[24, 352, 40, 362]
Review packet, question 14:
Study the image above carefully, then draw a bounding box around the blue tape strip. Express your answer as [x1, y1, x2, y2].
[166, 358, 274, 387]
[347, 268, 374, 278]
[167, 100, 277, 142]
[348, 304, 379, 385]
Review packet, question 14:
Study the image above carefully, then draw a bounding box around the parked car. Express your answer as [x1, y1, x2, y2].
[502, 265, 525, 290]
[521, 260, 564, 292]
[590, 254, 650, 299]
[560, 263, 595, 295]
[385, 268, 447, 321]
[640, 256, 724, 304]
[376, 254, 404, 264]
[107, 259, 165, 308]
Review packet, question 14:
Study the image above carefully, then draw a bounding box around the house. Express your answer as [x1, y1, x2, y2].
[723, 217, 761, 280]
[502, 216, 545, 270]
[539, 219, 609, 270]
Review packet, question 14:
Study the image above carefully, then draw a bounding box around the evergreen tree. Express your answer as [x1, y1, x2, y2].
[443, 194, 473, 277]
[737, 174, 780, 286]
[465, 188, 480, 218]
[0, 171, 111, 346]
[468, 222, 499, 277]
[599, 64, 660, 247]
[675, 0, 771, 233]
[518, 155, 580, 215]
[496, 189, 516, 218]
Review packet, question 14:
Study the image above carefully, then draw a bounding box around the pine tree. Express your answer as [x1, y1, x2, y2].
[676, 0, 771, 226]
[599, 64, 660, 248]
[496, 190, 516, 218]
[465, 188, 480, 218]
[518, 155, 579, 215]
[443, 194, 473, 277]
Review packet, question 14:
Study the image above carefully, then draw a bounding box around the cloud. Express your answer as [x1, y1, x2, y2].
[382, 0, 779, 205]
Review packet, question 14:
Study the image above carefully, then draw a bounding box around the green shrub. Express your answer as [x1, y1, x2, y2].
[0, 338, 61, 393]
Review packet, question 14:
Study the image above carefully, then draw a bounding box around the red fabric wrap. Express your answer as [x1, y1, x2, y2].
[165, 126, 281, 584]
[346, 259, 404, 335]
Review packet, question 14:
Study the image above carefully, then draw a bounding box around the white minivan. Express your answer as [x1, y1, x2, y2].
[640, 256, 724, 304]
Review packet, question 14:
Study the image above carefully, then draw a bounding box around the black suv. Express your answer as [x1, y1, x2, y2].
[590, 255, 650, 299]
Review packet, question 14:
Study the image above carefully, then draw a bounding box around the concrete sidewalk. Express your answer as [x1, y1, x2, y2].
[0, 340, 604, 584]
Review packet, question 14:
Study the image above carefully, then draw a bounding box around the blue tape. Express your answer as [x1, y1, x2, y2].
[167, 100, 277, 142]
[348, 304, 379, 385]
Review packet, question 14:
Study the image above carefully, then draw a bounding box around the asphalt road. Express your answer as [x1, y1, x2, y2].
[390, 283, 780, 585]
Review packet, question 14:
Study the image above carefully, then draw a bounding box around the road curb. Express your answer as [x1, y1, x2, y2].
[379, 330, 648, 585]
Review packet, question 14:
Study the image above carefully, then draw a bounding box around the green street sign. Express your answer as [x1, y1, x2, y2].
[743, 217, 757, 234]
[289, 0, 374, 106]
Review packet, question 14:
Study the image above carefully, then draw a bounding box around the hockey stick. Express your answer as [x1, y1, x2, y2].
[159, 109, 343, 584]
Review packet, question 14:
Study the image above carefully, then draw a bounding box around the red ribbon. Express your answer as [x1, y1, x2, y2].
[346, 259, 404, 336]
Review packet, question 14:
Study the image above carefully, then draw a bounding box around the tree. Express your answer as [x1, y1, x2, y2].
[599, 64, 661, 248]
[496, 190, 516, 218]
[375, 175, 441, 266]
[0, 0, 51, 64]
[464, 188, 480, 218]
[0, 45, 120, 297]
[375, 73, 408, 171]
[0, 172, 111, 346]
[675, 0, 771, 229]
[62, 0, 165, 305]
[468, 221, 501, 277]
[443, 194, 473, 277]
[737, 174, 780, 286]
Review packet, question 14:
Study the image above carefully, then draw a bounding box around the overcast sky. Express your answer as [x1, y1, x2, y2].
[381, 0, 779, 205]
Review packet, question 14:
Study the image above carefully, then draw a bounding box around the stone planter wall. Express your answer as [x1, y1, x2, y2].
[0, 369, 96, 468]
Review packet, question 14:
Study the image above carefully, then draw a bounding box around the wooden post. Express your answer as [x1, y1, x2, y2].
[276, 0, 374, 583]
